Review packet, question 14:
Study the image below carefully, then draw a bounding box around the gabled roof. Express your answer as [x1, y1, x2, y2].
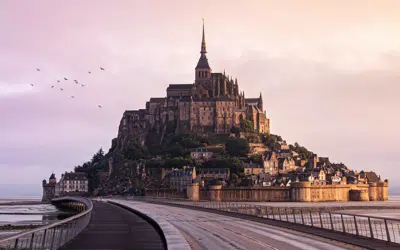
[264, 151, 276, 161]
[366, 171, 380, 183]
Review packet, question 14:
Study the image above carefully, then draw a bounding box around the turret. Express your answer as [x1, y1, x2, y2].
[49, 173, 56, 184]
[258, 92, 263, 111]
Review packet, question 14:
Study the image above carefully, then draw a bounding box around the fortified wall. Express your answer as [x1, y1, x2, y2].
[146, 180, 388, 202]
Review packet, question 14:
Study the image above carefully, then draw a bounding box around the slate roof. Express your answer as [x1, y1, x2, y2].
[196, 55, 211, 69]
[263, 151, 276, 161]
[245, 98, 259, 104]
[211, 72, 224, 77]
[167, 84, 194, 90]
[366, 171, 380, 183]
[243, 162, 262, 168]
[179, 96, 234, 103]
[149, 98, 166, 103]
[63, 172, 88, 181]
[171, 167, 195, 177]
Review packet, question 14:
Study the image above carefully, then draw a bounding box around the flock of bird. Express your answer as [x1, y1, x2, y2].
[33, 67, 106, 108]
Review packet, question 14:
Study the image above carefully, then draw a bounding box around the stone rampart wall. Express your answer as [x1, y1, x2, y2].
[147, 180, 388, 202]
[218, 187, 291, 201]
[145, 188, 186, 199]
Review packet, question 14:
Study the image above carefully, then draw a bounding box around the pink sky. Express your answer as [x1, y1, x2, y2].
[0, 1, 399, 191]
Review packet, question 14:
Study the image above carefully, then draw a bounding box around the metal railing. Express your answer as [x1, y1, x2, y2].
[0, 197, 92, 250]
[133, 196, 400, 244]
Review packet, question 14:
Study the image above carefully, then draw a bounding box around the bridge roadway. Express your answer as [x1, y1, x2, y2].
[116, 200, 364, 250]
[59, 201, 165, 250]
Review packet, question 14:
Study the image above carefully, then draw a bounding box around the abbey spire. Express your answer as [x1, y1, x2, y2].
[195, 19, 211, 73]
[201, 18, 207, 55]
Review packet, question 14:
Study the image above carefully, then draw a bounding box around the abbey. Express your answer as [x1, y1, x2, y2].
[118, 22, 270, 144]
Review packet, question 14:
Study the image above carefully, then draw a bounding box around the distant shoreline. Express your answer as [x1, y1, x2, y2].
[0, 200, 43, 206]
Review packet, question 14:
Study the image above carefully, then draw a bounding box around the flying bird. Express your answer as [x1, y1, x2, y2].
[88, 71, 91, 74]
[30, 84, 34, 86]
[81, 84, 86, 87]
[100, 67, 105, 71]
[70, 96, 75, 99]
[74, 80, 78, 83]
[64, 77, 68, 80]
[36, 68, 40, 72]
[60, 88, 64, 91]
[98, 105, 102, 108]
[51, 85, 54, 88]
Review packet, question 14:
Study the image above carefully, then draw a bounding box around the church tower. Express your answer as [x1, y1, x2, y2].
[195, 19, 212, 83]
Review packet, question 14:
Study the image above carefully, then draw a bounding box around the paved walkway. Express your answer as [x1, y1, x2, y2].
[143, 199, 400, 250]
[59, 201, 166, 250]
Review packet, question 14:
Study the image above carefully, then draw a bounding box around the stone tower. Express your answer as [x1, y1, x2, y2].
[42, 173, 56, 203]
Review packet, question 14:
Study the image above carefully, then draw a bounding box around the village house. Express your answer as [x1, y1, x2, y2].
[190, 147, 218, 163]
[198, 168, 230, 181]
[358, 171, 380, 184]
[248, 143, 268, 155]
[328, 174, 342, 185]
[262, 151, 279, 174]
[278, 157, 296, 173]
[243, 162, 264, 175]
[169, 166, 196, 192]
[277, 141, 289, 150]
[258, 172, 274, 186]
[58, 172, 89, 195]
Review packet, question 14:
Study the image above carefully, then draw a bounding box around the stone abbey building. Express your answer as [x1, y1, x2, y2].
[118, 22, 270, 144]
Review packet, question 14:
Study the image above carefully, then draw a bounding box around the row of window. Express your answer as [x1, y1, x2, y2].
[62, 180, 87, 183]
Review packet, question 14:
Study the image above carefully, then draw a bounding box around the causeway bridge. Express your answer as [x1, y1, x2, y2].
[1, 196, 399, 250]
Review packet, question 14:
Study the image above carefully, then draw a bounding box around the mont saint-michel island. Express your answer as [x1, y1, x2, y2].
[3, 1, 400, 249]
[41, 22, 388, 204]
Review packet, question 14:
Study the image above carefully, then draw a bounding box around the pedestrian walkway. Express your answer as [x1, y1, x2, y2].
[59, 201, 166, 250]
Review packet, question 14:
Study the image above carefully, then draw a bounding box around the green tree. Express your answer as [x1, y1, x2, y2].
[123, 138, 148, 160]
[165, 157, 192, 168]
[250, 153, 263, 164]
[240, 119, 254, 132]
[180, 137, 202, 148]
[91, 148, 105, 164]
[225, 138, 250, 157]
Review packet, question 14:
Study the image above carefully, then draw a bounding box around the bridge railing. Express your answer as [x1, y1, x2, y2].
[0, 197, 92, 250]
[133, 196, 400, 244]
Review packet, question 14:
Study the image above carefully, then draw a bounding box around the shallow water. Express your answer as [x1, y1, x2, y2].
[0, 204, 58, 214]
[0, 198, 63, 227]
[0, 214, 43, 224]
[341, 209, 400, 219]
